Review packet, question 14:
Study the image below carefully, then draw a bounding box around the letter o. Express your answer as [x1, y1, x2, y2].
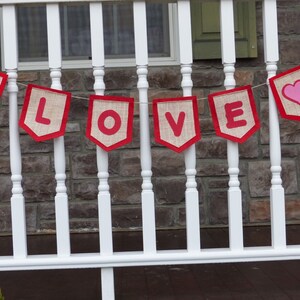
[98, 110, 121, 135]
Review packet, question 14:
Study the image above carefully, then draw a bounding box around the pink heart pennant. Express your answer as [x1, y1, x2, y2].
[282, 80, 300, 105]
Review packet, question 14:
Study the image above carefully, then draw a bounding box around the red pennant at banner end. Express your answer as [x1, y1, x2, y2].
[0, 73, 8, 97]
[153, 96, 201, 153]
[19, 84, 71, 142]
[86, 95, 134, 152]
[208, 85, 260, 143]
[269, 65, 300, 121]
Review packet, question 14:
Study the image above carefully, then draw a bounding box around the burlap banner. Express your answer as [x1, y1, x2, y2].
[0, 72, 8, 96]
[153, 96, 201, 153]
[269, 65, 300, 121]
[86, 95, 134, 151]
[10, 65, 300, 148]
[208, 86, 260, 143]
[19, 84, 71, 141]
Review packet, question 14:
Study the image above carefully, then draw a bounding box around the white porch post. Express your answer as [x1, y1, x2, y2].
[90, 2, 115, 300]
[220, 0, 244, 251]
[178, 0, 201, 252]
[133, 0, 157, 254]
[2, 4, 27, 259]
[46, 3, 71, 256]
[263, 0, 286, 249]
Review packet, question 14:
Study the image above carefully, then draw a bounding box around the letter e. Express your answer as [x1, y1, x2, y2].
[225, 101, 247, 129]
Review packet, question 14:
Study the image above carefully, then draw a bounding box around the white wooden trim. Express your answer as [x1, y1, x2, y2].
[220, 0, 244, 251]
[46, 4, 62, 69]
[90, 3, 115, 299]
[177, 0, 192, 65]
[2, 4, 28, 259]
[263, 0, 286, 249]
[90, 2, 104, 67]
[2, 5, 18, 70]
[134, 1, 148, 66]
[16, 56, 180, 71]
[263, 0, 279, 62]
[2, 246, 300, 271]
[46, 3, 71, 257]
[133, 0, 157, 254]
[178, 0, 201, 253]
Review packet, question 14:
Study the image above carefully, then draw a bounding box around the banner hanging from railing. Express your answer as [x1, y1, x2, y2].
[269, 65, 300, 121]
[152, 96, 201, 153]
[19, 84, 71, 141]
[86, 95, 134, 151]
[1, 65, 300, 151]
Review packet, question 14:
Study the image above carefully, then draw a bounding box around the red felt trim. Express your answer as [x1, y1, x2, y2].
[152, 96, 201, 153]
[86, 94, 134, 151]
[0, 73, 8, 96]
[208, 85, 260, 143]
[269, 65, 300, 121]
[19, 84, 71, 142]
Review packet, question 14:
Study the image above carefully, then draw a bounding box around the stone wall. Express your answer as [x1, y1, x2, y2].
[0, 0, 300, 234]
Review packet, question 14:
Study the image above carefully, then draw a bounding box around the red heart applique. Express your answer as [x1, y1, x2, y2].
[282, 80, 300, 105]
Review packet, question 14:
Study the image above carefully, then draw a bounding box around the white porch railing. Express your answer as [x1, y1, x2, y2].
[0, 0, 290, 299]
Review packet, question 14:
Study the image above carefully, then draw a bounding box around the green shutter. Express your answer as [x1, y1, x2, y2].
[191, 1, 257, 60]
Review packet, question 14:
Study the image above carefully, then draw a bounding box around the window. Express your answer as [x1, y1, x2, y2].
[15, 3, 179, 70]
[1, 1, 257, 70]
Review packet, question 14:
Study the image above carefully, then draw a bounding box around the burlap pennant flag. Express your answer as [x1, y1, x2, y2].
[153, 96, 201, 153]
[86, 95, 134, 151]
[0, 73, 8, 96]
[19, 84, 71, 141]
[208, 85, 260, 143]
[269, 65, 300, 121]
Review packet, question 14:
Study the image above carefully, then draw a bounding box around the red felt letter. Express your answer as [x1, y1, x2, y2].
[35, 97, 51, 125]
[225, 101, 247, 129]
[165, 111, 186, 137]
[98, 109, 121, 135]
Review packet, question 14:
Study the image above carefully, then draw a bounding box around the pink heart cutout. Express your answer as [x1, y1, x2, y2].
[282, 80, 300, 105]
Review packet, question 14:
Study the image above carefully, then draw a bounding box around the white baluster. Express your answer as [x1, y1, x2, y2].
[133, 1, 156, 254]
[90, 3, 115, 300]
[46, 3, 70, 256]
[178, 0, 200, 252]
[220, 0, 243, 250]
[263, 0, 286, 249]
[2, 5, 27, 259]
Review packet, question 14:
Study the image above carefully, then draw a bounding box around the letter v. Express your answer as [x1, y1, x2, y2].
[35, 97, 51, 125]
[165, 111, 185, 137]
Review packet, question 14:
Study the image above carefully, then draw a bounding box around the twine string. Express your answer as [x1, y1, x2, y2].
[16, 81, 267, 105]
